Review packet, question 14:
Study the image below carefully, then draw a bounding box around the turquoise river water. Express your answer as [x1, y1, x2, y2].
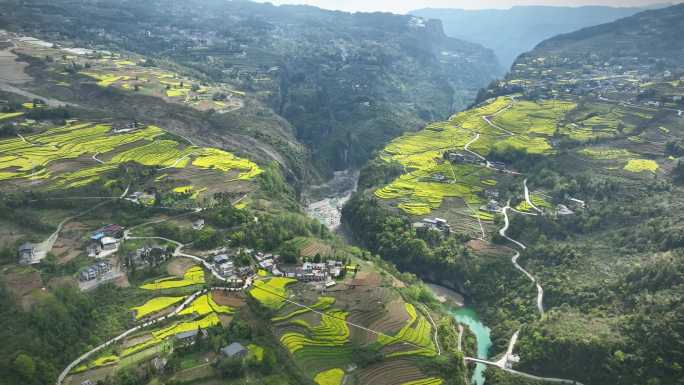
[451, 307, 493, 385]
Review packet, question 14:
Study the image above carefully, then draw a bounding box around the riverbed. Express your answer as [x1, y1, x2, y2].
[304, 170, 358, 231]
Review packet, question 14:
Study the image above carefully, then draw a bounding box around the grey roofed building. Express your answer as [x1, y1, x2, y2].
[175, 329, 199, 341]
[221, 342, 248, 358]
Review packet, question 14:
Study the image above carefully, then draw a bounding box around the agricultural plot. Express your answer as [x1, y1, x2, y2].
[491, 99, 575, 136]
[9, 35, 244, 113]
[279, 310, 353, 375]
[402, 378, 444, 385]
[578, 147, 636, 160]
[376, 304, 436, 358]
[249, 277, 297, 309]
[373, 96, 572, 216]
[77, 60, 242, 113]
[130, 296, 185, 319]
[0, 121, 262, 191]
[177, 293, 233, 316]
[121, 313, 221, 357]
[272, 296, 335, 322]
[247, 344, 264, 362]
[314, 368, 345, 385]
[140, 266, 205, 290]
[0, 112, 23, 121]
[624, 159, 659, 173]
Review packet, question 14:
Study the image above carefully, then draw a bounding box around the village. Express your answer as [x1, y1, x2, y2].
[17, 218, 357, 293]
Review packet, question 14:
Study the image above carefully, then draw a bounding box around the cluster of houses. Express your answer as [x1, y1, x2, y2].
[412, 217, 452, 236]
[79, 261, 112, 281]
[282, 260, 345, 286]
[254, 251, 281, 276]
[482, 189, 502, 212]
[129, 245, 171, 267]
[213, 252, 253, 279]
[444, 151, 481, 165]
[88, 224, 124, 258]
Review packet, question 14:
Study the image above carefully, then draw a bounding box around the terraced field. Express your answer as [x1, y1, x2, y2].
[373, 96, 573, 216]
[11, 34, 242, 113]
[272, 296, 335, 322]
[0, 121, 262, 190]
[177, 293, 233, 316]
[376, 304, 436, 358]
[314, 368, 345, 385]
[624, 159, 659, 173]
[140, 266, 205, 290]
[278, 309, 354, 376]
[130, 296, 185, 319]
[249, 277, 297, 310]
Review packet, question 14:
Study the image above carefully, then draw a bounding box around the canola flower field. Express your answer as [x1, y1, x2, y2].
[377, 303, 435, 358]
[249, 277, 298, 310]
[130, 296, 185, 319]
[140, 266, 205, 290]
[0, 121, 262, 188]
[374, 96, 568, 215]
[624, 159, 659, 173]
[314, 368, 345, 385]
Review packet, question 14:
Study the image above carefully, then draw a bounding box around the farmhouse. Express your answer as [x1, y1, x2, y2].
[100, 237, 119, 251]
[221, 342, 247, 359]
[175, 329, 207, 346]
[444, 151, 480, 164]
[218, 261, 234, 277]
[79, 261, 111, 281]
[192, 219, 205, 230]
[490, 161, 507, 170]
[485, 189, 500, 200]
[556, 204, 574, 216]
[414, 217, 451, 235]
[214, 254, 230, 265]
[484, 200, 501, 212]
[91, 224, 124, 239]
[18, 243, 36, 264]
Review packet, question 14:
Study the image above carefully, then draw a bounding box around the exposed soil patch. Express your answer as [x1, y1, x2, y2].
[211, 291, 245, 308]
[1, 267, 43, 299]
[0, 47, 31, 84]
[167, 257, 197, 277]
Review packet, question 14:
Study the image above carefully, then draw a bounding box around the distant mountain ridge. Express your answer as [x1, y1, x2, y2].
[532, 3, 684, 64]
[411, 4, 670, 70]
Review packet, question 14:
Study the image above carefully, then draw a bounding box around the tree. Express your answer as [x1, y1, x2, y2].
[673, 160, 684, 182]
[14, 354, 36, 382]
[279, 239, 300, 264]
[216, 356, 244, 378]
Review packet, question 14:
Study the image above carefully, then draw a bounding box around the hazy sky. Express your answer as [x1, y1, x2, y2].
[254, 0, 680, 14]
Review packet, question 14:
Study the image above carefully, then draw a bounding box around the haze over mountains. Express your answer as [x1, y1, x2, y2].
[411, 4, 670, 70]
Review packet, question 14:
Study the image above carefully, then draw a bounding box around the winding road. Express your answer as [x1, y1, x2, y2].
[31, 186, 130, 262]
[524, 179, 543, 214]
[500, 201, 545, 318]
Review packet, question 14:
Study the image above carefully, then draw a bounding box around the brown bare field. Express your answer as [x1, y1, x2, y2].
[369, 299, 411, 335]
[122, 334, 153, 349]
[0, 48, 31, 84]
[167, 257, 197, 277]
[299, 240, 332, 258]
[65, 363, 114, 385]
[211, 291, 245, 308]
[351, 271, 382, 287]
[358, 358, 427, 385]
[1, 267, 42, 299]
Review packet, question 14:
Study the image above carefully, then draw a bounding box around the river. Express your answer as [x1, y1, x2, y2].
[451, 307, 492, 385]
